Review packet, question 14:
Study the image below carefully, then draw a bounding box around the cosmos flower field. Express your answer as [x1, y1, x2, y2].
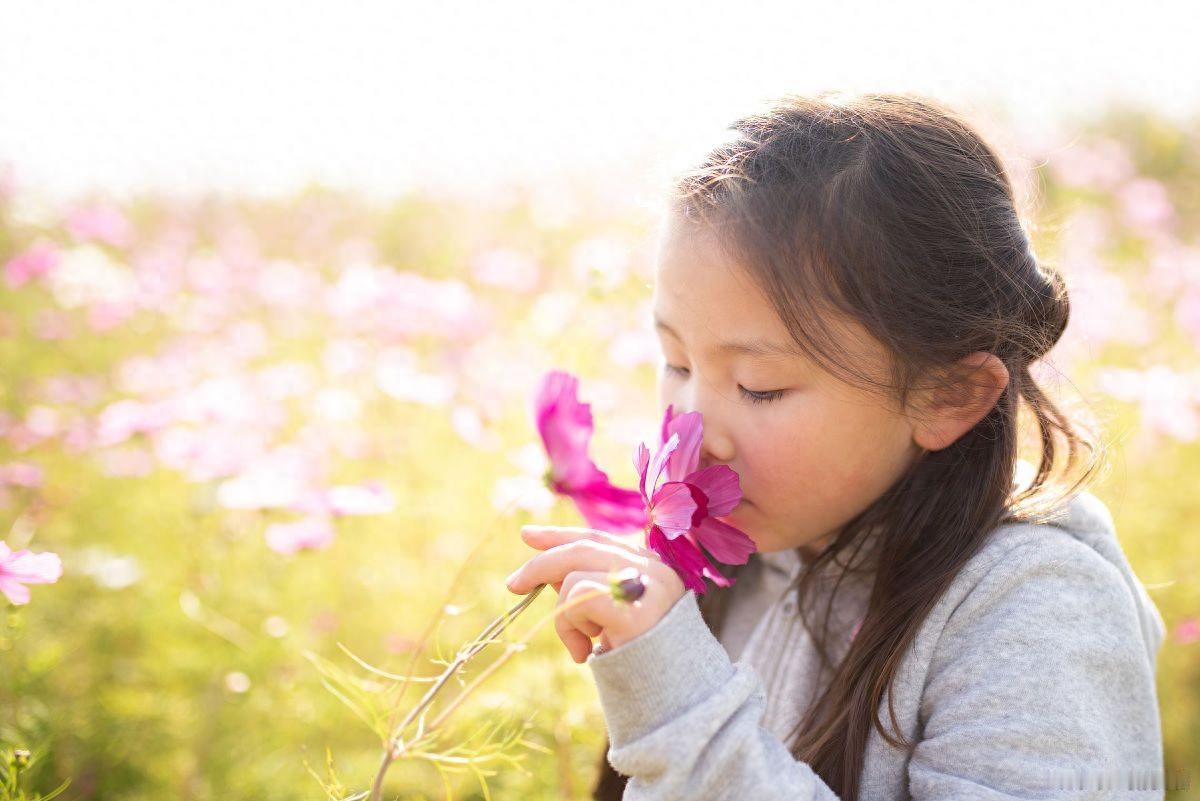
[2, 108, 1199, 799]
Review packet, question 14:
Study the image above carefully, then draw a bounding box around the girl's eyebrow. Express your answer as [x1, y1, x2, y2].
[653, 316, 803, 359]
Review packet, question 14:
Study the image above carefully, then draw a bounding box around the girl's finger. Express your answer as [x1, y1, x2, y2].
[506, 540, 645, 594]
[521, 525, 652, 558]
[556, 572, 615, 663]
[557, 571, 606, 638]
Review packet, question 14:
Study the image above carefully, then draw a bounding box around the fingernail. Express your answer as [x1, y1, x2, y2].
[505, 570, 519, 588]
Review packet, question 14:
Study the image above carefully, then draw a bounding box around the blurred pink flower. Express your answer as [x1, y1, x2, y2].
[0, 540, 63, 605]
[293, 481, 395, 516]
[310, 609, 341, 634]
[4, 241, 60, 288]
[384, 633, 420, 654]
[88, 300, 138, 332]
[533, 370, 647, 534]
[0, 462, 44, 489]
[1176, 289, 1200, 344]
[471, 248, 540, 293]
[33, 309, 71, 340]
[265, 516, 335, 555]
[217, 446, 325, 510]
[96, 399, 175, 447]
[1118, 177, 1175, 232]
[633, 404, 756, 594]
[1096, 366, 1200, 443]
[1174, 618, 1200, 646]
[66, 203, 132, 248]
[1048, 137, 1135, 190]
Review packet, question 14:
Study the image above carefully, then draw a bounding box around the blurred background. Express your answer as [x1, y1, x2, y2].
[1, 1, 1197, 798]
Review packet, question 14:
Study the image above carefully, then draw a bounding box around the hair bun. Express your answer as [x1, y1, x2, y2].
[1021, 259, 1070, 363]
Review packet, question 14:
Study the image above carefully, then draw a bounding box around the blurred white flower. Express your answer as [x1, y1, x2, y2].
[529, 290, 578, 338]
[507, 442, 548, 476]
[375, 349, 455, 405]
[313, 388, 362, 423]
[257, 362, 320, 401]
[451, 404, 500, 450]
[24, 405, 62, 438]
[224, 671, 251, 693]
[490, 475, 555, 516]
[76, 546, 143, 590]
[1096, 365, 1200, 442]
[48, 245, 138, 309]
[570, 237, 630, 291]
[472, 247, 540, 293]
[608, 327, 660, 368]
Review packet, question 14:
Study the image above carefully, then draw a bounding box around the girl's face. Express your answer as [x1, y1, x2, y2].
[653, 216, 922, 558]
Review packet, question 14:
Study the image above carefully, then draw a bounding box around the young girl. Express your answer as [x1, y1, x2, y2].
[504, 91, 1167, 800]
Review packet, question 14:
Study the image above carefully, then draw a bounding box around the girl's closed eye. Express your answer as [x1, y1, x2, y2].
[661, 362, 787, 405]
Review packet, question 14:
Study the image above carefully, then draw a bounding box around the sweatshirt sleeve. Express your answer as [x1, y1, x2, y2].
[908, 536, 1166, 800]
[586, 590, 843, 801]
[586, 534, 1166, 800]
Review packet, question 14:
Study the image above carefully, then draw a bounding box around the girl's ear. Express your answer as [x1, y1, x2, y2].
[909, 352, 1010, 453]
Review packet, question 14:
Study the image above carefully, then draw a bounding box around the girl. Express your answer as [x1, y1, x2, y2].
[504, 91, 1166, 800]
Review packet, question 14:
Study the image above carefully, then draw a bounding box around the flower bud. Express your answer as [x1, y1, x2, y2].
[610, 567, 646, 604]
[11, 748, 30, 770]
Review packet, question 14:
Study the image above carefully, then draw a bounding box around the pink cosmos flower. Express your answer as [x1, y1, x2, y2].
[0, 462, 44, 489]
[533, 370, 647, 534]
[4, 241, 60, 289]
[293, 481, 396, 516]
[633, 404, 756, 594]
[0, 541, 63, 605]
[265, 516, 335, 555]
[1174, 617, 1200, 646]
[65, 203, 133, 248]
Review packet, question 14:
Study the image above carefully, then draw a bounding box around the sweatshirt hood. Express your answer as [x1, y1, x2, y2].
[1040, 481, 1167, 670]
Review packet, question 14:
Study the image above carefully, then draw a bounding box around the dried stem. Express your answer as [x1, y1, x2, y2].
[366, 582, 614, 801]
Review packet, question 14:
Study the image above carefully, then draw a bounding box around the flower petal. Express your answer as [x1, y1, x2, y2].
[645, 431, 679, 499]
[684, 465, 742, 518]
[570, 481, 648, 534]
[533, 370, 597, 489]
[633, 442, 650, 501]
[646, 526, 734, 595]
[664, 410, 704, 483]
[692, 515, 757, 564]
[0, 549, 63, 584]
[0, 578, 31, 605]
[649, 481, 699, 537]
[265, 517, 335, 555]
[646, 526, 707, 594]
[659, 403, 676, 446]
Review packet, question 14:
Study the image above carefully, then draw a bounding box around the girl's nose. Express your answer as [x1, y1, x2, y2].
[692, 410, 736, 467]
[663, 382, 735, 463]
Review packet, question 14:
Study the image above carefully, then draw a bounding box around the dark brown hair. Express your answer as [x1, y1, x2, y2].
[593, 91, 1105, 800]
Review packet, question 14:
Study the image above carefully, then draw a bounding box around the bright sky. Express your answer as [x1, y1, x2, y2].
[1, 0, 1197, 203]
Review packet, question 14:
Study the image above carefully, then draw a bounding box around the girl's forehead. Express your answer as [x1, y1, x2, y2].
[652, 229, 892, 378]
[654, 226, 778, 323]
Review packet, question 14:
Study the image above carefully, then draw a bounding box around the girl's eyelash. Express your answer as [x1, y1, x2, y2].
[662, 363, 786, 405]
[739, 386, 786, 405]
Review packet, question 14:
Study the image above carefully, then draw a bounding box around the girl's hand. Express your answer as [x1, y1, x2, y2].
[505, 525, 687, 663]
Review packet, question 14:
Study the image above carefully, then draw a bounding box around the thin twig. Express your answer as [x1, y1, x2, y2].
[367, 583, 613, 801]
[369, 582, 547, 801]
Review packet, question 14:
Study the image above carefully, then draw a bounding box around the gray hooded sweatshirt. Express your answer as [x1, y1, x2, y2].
[587, 488, 1167, 800]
